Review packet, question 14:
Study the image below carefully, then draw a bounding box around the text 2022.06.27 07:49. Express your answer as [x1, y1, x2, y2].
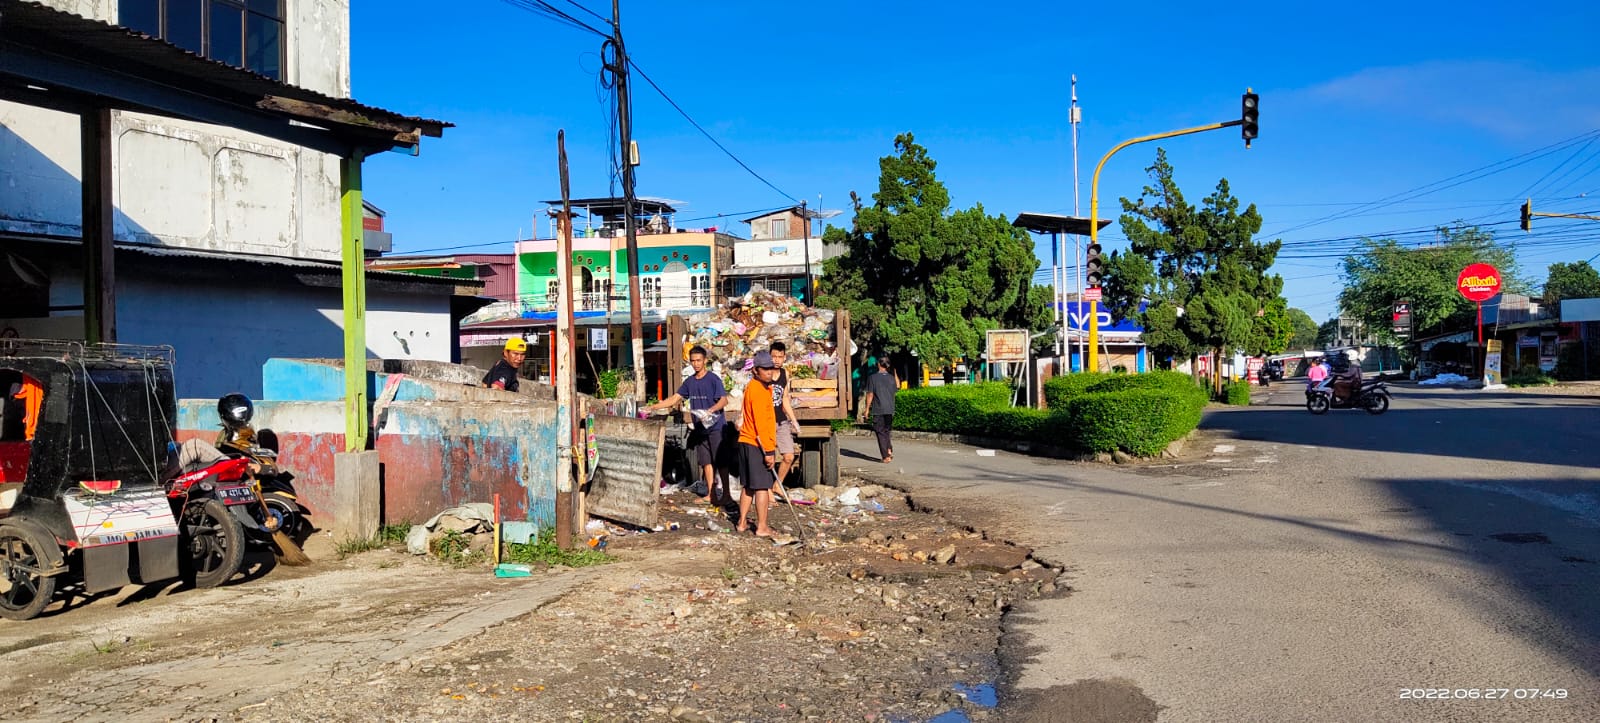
[1399, 689, 1568, 700]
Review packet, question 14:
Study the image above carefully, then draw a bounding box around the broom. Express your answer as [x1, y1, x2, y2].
[253, 480, 311, 566]
[769, 463, 812, 554]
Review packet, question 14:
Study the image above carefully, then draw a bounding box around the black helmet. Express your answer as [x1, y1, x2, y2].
[217, 393, 254, 428]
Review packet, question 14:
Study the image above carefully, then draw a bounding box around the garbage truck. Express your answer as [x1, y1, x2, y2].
[665, 292, 852, 488]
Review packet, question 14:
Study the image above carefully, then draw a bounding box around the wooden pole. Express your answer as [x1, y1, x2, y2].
[555, 131, 578, 549]
[80, 108, 115, 344]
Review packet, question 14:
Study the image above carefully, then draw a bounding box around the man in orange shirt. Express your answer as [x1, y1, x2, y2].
[735, 351, 782, 537]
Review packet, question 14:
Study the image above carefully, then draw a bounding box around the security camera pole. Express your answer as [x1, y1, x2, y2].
[1086, 90, 1259, 373]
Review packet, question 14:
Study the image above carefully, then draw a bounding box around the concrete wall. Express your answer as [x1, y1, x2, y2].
[732, 237, 836, 267]
[1, 1, 350, 261]
[178, 356, 563, 527]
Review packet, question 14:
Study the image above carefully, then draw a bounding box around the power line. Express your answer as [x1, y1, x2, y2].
[626, 59, 798, 204]
[559, 0, 612, 27]
[1260, 128, 1600, 238]
[497, 0, 609, 38]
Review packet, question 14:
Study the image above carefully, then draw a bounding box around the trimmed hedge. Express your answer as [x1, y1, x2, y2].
[895, 373, 1208, 456]
[1222, 380, 1252, 406]
[894, 382, 1013, 432]
[1065, 388, 1206, 456]
[1043, 372, 1114, 409]
[1085, 370, 1208, 401]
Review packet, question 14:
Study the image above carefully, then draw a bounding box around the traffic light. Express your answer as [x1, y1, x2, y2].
[1085, 243, 1104, 288]
[1520, 198, 1532, 233]
[1240, 91, 1259, 147]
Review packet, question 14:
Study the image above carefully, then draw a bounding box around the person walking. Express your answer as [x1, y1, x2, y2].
[483, 338, 527, 392]
[735, 351, 782, 537]
[858, 358, 898, 463]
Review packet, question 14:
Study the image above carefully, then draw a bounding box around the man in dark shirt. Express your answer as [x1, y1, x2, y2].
[647, 345, 730, 503]
[858, 357, 898, 463]
[482, 338, 527, 392]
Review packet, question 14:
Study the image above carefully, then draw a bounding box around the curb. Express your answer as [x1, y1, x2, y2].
[839, 427, 1085, 460]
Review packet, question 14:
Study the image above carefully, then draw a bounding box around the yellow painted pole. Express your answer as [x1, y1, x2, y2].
[1087, 120, 1238, 374]
[340, 150, 369, 451]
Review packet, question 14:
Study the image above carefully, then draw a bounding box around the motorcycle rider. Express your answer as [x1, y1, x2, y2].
[1306, 356, 1329, 392]
[1330, 353, 1363, 405]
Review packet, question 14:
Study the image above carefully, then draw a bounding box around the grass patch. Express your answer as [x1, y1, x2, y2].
[380, 522, 412, 544]
[503, 529, 611, 568]
[334, 534, 388, 557]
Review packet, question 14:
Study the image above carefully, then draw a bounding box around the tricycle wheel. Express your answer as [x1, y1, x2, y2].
[183, 499, 244, 589]
[0, 522, 57, 620]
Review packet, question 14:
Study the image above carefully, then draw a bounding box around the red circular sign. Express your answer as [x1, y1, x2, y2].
[1457, 263, 1502, 302]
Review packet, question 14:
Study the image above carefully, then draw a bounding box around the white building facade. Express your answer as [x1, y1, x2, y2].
[0, 1, 469, 398]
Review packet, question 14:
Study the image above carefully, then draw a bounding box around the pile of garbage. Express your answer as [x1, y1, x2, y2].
[1420, 372, 1473, 386]
[682, 290, 848, 410]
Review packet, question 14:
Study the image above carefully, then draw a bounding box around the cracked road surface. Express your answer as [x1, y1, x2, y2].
[843, 385, 1600, 722]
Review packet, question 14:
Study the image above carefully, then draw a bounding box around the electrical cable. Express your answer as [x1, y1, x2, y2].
[626, 59, 798, 203]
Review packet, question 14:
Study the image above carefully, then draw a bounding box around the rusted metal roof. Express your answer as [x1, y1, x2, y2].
[0, 0, 450, 153]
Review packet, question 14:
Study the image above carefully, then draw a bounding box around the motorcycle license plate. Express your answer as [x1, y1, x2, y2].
[217, 485, 257, 505]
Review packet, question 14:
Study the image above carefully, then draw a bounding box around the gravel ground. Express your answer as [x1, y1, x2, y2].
[3, 478, 1063, 723]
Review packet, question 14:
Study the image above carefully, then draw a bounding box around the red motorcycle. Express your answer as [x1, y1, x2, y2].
[165, 457, 256, 588]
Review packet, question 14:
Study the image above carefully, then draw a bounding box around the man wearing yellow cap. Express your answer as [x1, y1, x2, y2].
[484, 338, 527, 392]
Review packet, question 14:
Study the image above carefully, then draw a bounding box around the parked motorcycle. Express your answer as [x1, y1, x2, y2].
[165, 456, 254, 588]
[1306, 380, 1391, 415]
[213, 394, 311, 564]
[214, 394, 308, 536]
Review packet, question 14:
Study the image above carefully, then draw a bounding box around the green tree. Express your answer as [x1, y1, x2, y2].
[1286, 307, 1319, 350]
[1315, 317, 1340, 347]
[818, 134, 1051, 372]
[1100, 149, 1287, 390]
[1337, 224, 1520, 341]
[1543, 261, 1600, 317]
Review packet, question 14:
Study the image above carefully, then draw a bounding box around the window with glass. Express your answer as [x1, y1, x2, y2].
[121, 0, 284, 80]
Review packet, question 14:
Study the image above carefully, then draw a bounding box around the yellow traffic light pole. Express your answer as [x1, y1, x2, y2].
[1086, 118, 1246, 373]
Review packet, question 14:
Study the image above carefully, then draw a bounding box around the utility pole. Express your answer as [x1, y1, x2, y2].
[1070, 75, 1082, 369]
[800, 200, 813, 305]
[611, 0, 645, 401]
[555, 131, 578, 549]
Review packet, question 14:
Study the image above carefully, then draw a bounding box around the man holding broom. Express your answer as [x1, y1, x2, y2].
[735, 351, 782, 538]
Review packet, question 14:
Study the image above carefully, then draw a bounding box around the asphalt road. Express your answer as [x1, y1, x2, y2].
[842, 384, 1600, 722]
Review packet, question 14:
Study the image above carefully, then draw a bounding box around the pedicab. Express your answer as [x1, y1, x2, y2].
[0, 340, 242, 620]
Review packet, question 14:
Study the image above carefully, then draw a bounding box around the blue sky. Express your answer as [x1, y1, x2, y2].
[351, 1, 1600, 322]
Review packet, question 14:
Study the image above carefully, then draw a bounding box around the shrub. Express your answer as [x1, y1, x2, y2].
[1086, 371, 1207, 401]
[1043, 372, 1114, 409]
[1505, 370, 1557, 388]
[1066, 388, 1205, 456]
[1222, 380, 1252, 406]
[893, 382, 1012, 432]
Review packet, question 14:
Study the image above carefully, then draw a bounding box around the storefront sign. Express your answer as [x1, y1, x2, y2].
[985, 329, 1030, 363]
[1457, 263, 1502, 302]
